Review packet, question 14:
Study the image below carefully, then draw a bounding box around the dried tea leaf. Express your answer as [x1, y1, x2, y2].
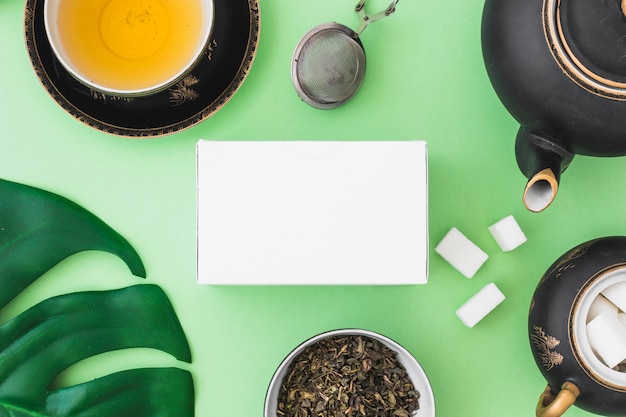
[277, 335, 420, 417]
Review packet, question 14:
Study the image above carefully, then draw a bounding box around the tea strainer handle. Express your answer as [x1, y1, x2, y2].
[536, 382, 580, 417]
[354, 0, 399, 35]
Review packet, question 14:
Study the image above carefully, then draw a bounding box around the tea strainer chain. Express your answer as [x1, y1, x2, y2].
[354, 0, 398, 35]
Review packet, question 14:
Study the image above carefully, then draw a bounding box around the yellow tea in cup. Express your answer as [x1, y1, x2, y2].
[45, 0, 213, 95]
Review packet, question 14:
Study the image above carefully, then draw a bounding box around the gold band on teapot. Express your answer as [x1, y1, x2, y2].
[544, 0, 626, 100]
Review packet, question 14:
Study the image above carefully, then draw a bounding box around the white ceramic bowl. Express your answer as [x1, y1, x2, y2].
[264, 329, 436, 417]
[44, 0, 214, 96]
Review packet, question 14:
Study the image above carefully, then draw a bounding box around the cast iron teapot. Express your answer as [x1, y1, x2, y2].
[482, 0, 626, 212]
[530, 237, 626, 417]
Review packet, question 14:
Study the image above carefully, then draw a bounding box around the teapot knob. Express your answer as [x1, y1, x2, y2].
[536, 382, 580, 417]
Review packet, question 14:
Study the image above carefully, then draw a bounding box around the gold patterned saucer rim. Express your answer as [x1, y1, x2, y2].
[24, 0, 260, 138]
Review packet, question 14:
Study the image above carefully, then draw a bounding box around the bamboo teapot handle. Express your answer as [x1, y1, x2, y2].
[536, 382, 580, 417]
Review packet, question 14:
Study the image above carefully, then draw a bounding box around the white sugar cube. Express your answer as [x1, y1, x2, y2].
[588, 295, 619, 323]
[435, 227, 489, 278]
[456, 283, 506, 328]
[587, 310, 626, 368]
[602, 282, 626, 313]
[488, 215, 527, 252]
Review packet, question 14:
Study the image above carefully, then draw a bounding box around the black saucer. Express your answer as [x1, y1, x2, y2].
[24, 0, 260, 137]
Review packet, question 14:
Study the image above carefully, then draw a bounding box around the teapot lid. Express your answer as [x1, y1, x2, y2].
[545, 0, 626, 98]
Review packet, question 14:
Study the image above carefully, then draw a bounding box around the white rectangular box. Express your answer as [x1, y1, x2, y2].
[196, 140, 428, 285]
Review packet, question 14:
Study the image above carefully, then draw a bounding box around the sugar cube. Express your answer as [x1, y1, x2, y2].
[435, 227, 489, 278]
[587, 310, 626, 368]
[488, 215, 527, 252]
[588, 295, 619, 323]
[456, 283, 506, 328]
[602, 282, 626, 313]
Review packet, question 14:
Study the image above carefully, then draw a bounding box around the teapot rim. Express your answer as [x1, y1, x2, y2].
[573, 266, 626, 390]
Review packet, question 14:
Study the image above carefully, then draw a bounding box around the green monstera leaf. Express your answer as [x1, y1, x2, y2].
[0, 179, 194, 417]
[0, 179, 146, 307]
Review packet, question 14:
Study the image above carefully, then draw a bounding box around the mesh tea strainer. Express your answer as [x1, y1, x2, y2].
[291, 0, 399, 109]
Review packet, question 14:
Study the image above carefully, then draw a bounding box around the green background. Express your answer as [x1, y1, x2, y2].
[2, 0, 626, 416]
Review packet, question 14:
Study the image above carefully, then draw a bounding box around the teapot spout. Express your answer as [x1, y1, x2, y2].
[515, 128, 574, 212]
[524, 168, 559, 213]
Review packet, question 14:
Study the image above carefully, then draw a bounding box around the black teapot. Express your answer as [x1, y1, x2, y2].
[530, 237, 626, 417]
[482, 0, 626, 212]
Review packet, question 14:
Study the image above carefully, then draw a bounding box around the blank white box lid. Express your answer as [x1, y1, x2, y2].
[196, 140, 429, 285]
